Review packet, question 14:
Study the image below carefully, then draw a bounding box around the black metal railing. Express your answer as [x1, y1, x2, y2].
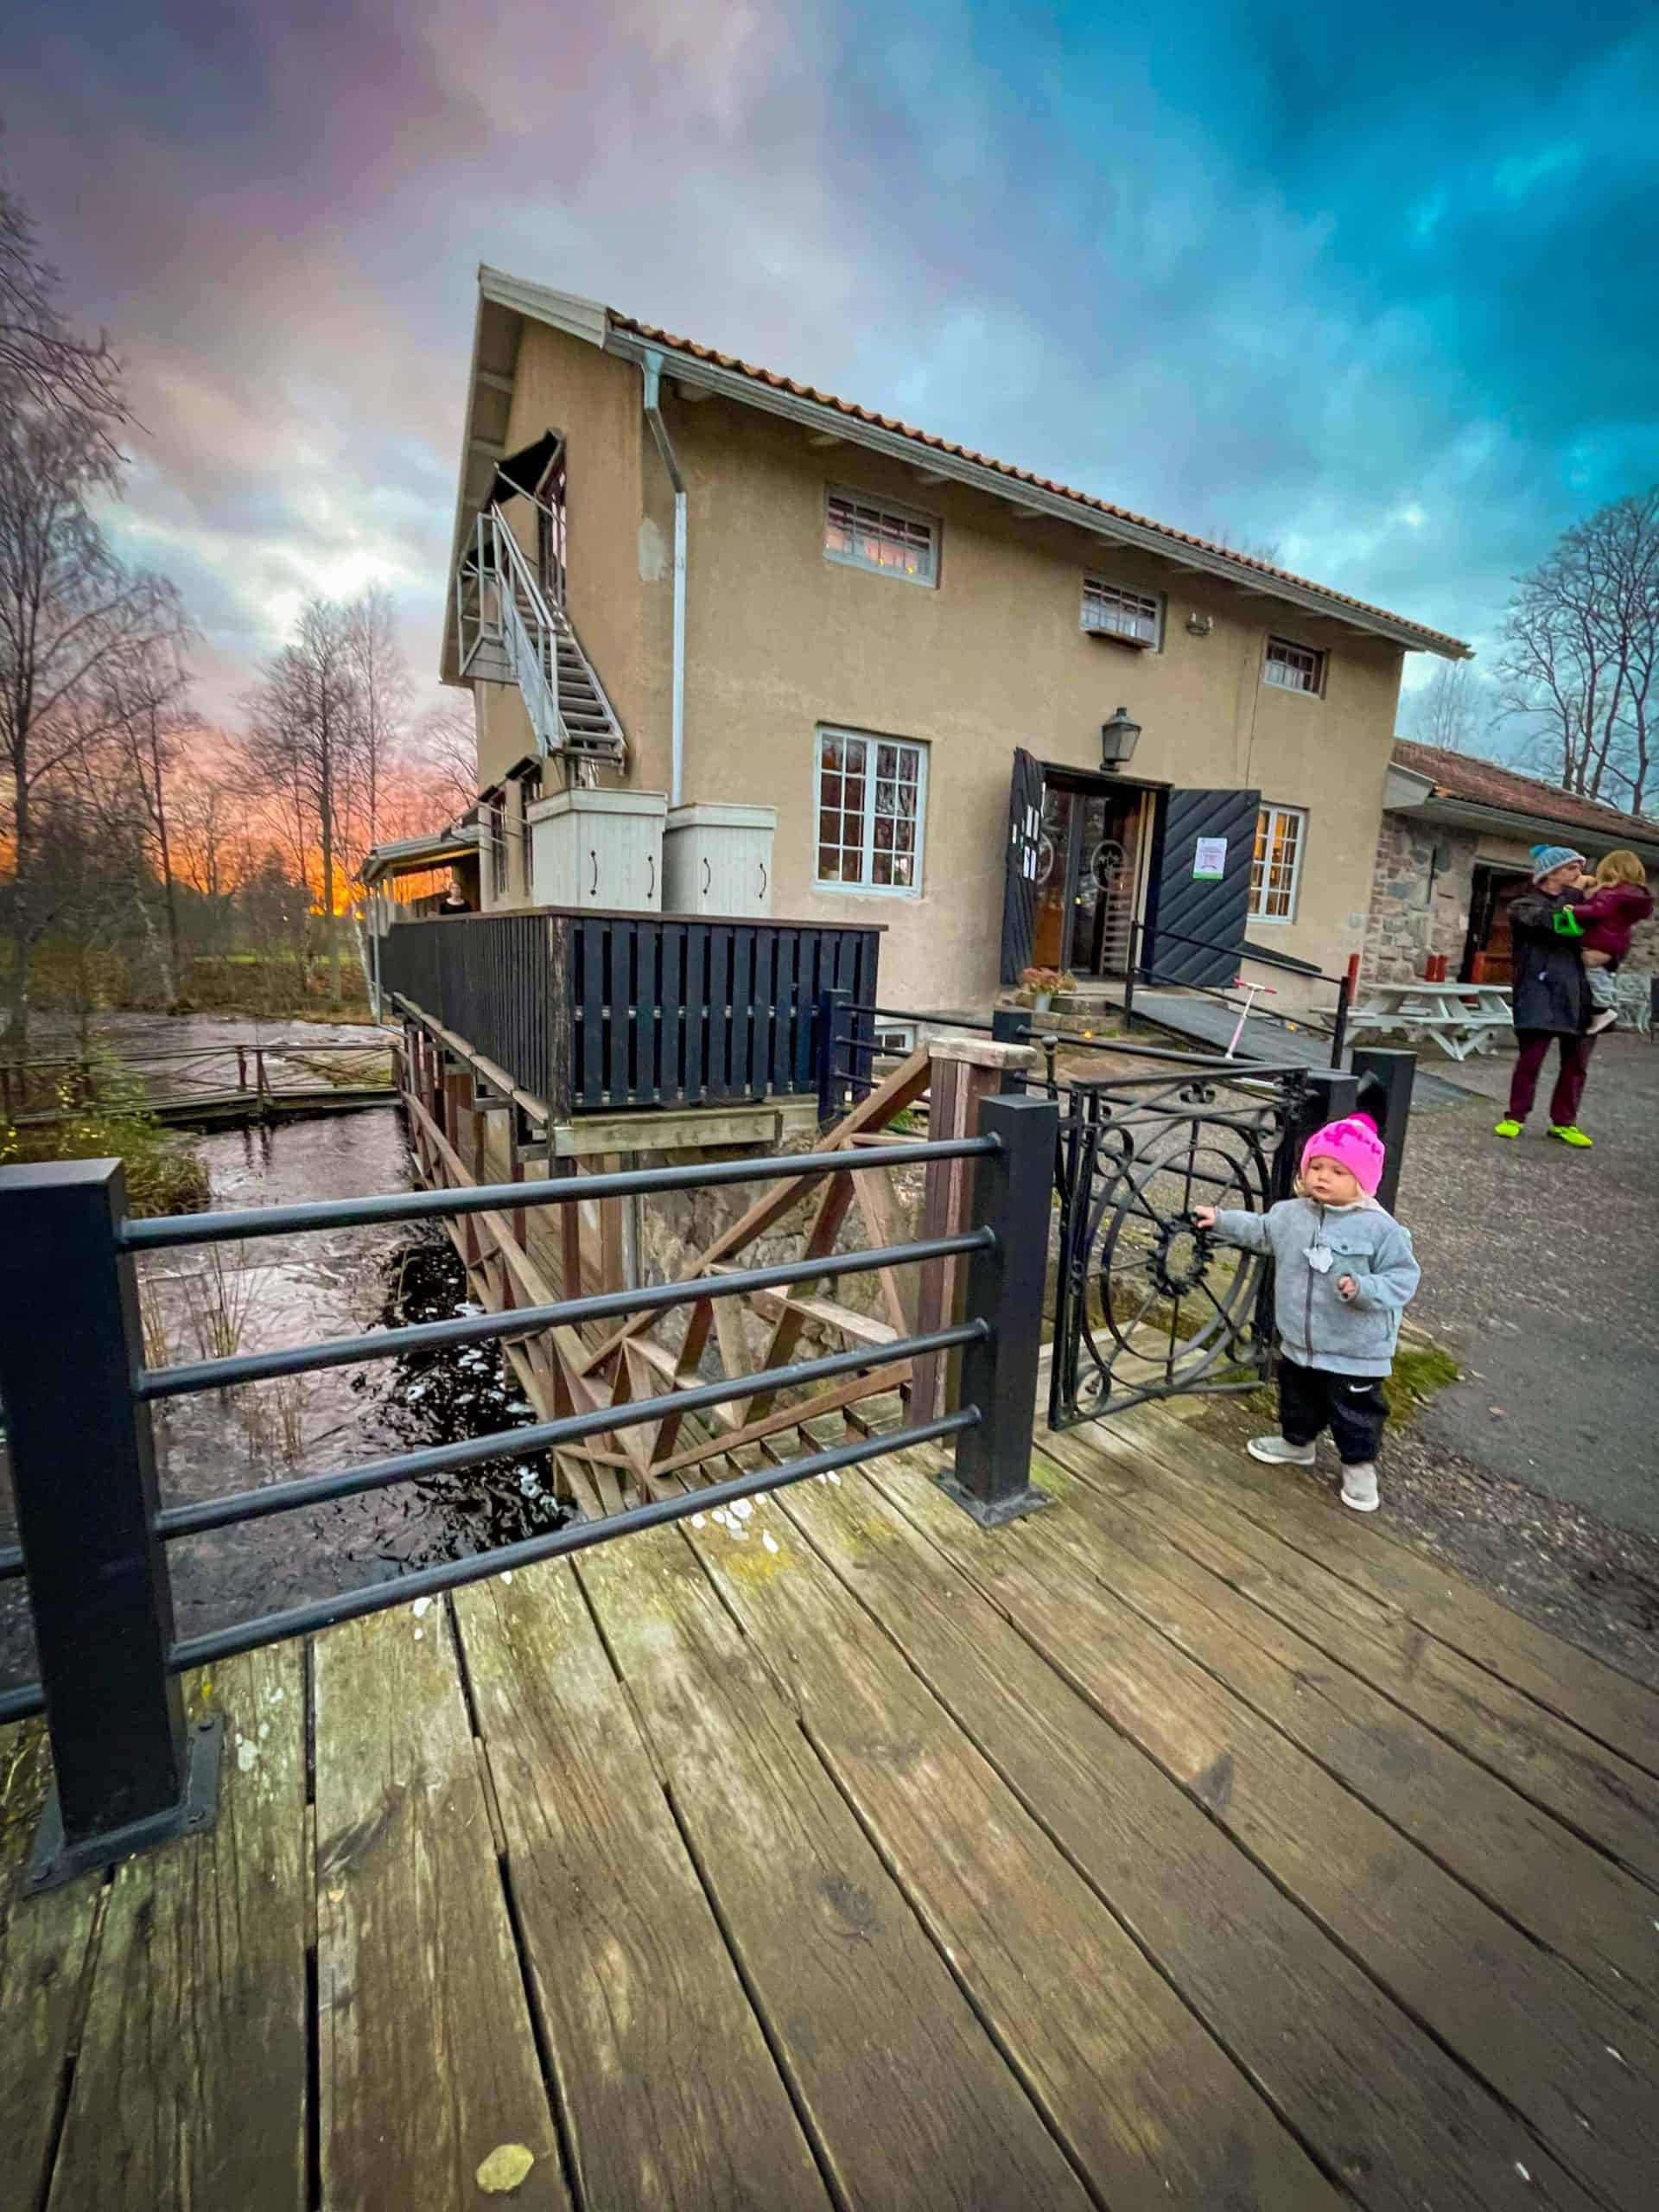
[379, 909, 881, 1117]
[0, 1089, 1055, 1892]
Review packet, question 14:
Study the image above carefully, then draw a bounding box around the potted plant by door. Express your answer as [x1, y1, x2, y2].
[1020, 966, 1075, 1013]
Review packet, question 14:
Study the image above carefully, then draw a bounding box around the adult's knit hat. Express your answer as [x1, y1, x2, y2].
[1530, 842, 1586, 882]
[1301, 1112, 1385, 1198]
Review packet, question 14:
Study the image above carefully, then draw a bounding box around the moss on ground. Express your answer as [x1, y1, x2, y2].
[1382, 1341, 1461, 1423]
[2, 1058, 211, 1216]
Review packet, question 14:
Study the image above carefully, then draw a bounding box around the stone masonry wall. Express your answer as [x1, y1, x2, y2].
[1362, 817, 1477, 984]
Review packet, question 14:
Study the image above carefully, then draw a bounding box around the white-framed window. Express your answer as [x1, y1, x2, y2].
[1263, 635, 1325, 696]
[874, 1022, 916, 1055]
[1082, 576, 1162, 647]
[1250, 803, 1306, 923]
[824, 489, 938, 585]
[815, 728, 927, 893]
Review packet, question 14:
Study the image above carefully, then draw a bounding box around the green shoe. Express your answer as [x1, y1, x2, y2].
[1493, 1118, 1522, 1139]
[1548, 1124, 1592, 1148]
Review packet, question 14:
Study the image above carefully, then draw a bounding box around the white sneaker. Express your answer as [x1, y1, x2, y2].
[1586, 1007, 1618, 1036]
[1247, 1434, 1317, 1467]
[1340, 1464, 1381, 1513]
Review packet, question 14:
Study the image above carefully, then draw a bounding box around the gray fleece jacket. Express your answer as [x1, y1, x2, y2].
[1212, 1198, 1421, 1376]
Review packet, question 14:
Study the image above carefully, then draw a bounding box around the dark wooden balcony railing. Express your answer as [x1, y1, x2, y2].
[377, 908, 881, 1118]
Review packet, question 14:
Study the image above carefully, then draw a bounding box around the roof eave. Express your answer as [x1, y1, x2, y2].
[1389, 790, 1659, 864]
[601, 326, 1471, 661]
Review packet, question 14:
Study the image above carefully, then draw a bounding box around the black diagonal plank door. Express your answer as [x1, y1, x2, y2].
[1000, 748, 1046, 984]
[1141, 787, 1261, 988]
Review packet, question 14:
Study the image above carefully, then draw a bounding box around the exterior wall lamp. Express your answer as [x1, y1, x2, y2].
[1100, 706, 1142, 771]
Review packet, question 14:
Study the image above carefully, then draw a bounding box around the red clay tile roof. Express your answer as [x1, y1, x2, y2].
[1392, 740, 1659, 844]
[610, 310, 1471, 658]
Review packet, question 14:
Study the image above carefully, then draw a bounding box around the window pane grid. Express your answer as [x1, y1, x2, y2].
[816, 729, 926, 893]
[1249, 804, 1304, 922]
[825, 493, 938, 584]
[1264, 636, 1324, 694]
[1082, 578, 1160, 645]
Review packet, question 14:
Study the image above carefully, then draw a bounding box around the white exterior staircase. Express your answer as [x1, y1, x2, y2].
[456, 505, 626, 770]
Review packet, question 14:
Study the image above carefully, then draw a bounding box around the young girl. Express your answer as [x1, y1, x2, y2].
[1194, 1114, 1420, 1514]
[1563, 850, 1654, 1037]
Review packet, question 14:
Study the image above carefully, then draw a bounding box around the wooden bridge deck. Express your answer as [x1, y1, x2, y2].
[4, 1406, 1658, 2211]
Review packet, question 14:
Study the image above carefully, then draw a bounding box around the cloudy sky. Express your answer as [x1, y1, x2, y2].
[8, 0, 1658, 726]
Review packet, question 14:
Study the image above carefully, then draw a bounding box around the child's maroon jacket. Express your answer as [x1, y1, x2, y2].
[1567, 880, 1654, 960]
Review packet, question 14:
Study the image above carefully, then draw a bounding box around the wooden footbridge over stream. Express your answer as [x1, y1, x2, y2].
[2, 912, 1656, 2209]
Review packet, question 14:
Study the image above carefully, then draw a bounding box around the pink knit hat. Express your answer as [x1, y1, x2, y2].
[1300, 1112, 1385, 1198]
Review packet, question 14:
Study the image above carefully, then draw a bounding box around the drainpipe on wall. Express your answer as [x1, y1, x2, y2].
[641, 352, 688, 807]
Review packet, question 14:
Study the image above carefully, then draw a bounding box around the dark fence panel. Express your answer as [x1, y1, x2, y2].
[380, 910, 880, 1116]
[379, 912, 558, 1109]
[567, 914, 879, 1112]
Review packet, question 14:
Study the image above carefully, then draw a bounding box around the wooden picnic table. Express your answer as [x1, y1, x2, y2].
[1347, 980, 1514, 1061]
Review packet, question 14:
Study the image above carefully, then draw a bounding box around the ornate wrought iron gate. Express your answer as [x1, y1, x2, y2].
[1049, 1063, 1310, 1427]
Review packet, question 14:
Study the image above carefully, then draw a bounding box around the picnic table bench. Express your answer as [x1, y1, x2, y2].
[1346, 981, 1513, 1062]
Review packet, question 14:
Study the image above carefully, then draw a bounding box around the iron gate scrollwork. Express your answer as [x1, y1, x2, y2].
[1049, 1065, 1307, 1427]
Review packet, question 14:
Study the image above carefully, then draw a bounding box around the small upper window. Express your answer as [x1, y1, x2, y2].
[825, 489, 938, 585]
[1082, 577, 1161, 648]
[1263, 636, 1325, 696]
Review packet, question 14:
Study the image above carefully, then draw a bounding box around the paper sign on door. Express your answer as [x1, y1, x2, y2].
[1192, 836, 1228, 880]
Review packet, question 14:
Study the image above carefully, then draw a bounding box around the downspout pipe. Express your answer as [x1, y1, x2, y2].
[641, 352, 687, 808]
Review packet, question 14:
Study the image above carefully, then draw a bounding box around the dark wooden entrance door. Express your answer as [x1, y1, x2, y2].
[1030, 778, 1147, 977]
[1462, 865, 1531, 983]
[1141, 786, 1261, 987]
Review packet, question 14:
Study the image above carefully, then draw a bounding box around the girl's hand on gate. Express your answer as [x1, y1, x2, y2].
[1192, 1206, 1217, 1231]
[1338, 1274, 1359, 1300]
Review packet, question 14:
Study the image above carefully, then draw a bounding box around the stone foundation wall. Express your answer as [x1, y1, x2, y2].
[1362, 817, 1476, 984]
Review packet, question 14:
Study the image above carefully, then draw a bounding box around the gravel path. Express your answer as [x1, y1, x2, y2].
[1395, 1031, 1659, 1539]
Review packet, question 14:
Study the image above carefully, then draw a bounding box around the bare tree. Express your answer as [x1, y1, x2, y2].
[0, 155, 124, 430]
[1202, 526, 1284, 566]
[413, 702, 478, 817]
[241, 599, 361, 1007]
[97, 637, 197, 1005]
[1496, 489, 1659, 815]
[0, 391, 186, 1055]
[1402, 660, 1491, 753]
[344, 586, 408, 855]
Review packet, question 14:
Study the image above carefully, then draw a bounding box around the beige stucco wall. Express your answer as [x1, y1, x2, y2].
[467, 331, 1412, 1010]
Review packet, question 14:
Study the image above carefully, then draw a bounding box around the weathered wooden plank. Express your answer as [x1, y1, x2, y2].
[452, 1566, 830, 2210]
[1045, 1421, 1659, 2005]
[0, 1725, 105, 2210]
[46, 1650, 308, 2212]
[648, 1369, 909, 1481]
[871, 1450, 1643, 2207]
[578, 1529, 1090, 2212]
[677, 1498, 1346, 2210]
[314, 1603, 567, 2209]
[1110, 1402, 1659, 1777]
[1057, 1414, 1659, 1885]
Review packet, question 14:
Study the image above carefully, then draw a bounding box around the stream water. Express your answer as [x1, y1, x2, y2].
[1, 1102, 570, 1689]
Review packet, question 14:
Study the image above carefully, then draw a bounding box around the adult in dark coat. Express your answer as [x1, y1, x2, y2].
[1497, 847, 1596, 1144]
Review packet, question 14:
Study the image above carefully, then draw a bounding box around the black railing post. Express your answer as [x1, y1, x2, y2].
[939, 1091, 1058, 1527]
[1122, 917, 1138, 1035]
[0, 1160, 220, 1892]
[1330, 969, 1352, 1069]
[817, 987, 851, 1121]
[1284, 1068, 1361, 1167]
[1351, 1047, 1416, 1215]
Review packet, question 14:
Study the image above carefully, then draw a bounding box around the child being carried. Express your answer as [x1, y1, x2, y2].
[1562, 850, 1653, 1037]
[1193, 1113, 1419, 1516]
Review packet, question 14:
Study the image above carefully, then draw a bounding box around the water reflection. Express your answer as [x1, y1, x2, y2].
[1, 1105, 569, 1687]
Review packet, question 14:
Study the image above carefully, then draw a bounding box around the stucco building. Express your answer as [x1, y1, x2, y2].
[441, 267, 1471, 1018]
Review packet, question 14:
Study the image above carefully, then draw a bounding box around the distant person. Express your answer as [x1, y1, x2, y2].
[1563, 850, 1653, 1038]
[1493, 846, 1596, 1147]
[1193, 1113, 1420, 1515]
